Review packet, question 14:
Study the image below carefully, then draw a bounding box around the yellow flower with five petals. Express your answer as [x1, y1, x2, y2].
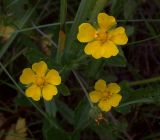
[89, 79, 122, 112]
[77, 13, 128, 59]
[19, 61, 61, 101]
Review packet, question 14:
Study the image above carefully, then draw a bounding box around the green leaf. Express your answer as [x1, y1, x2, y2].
[56, 99, 74, 124]
[0, 1, 39, 59]
[125, 26, 135, 37]
[124, 0, 137, 19]
[74, 98, 91, 131]
[89, 0, 108, 22]
[44, 100, 57, 118]
[6, 0, 30, 19]
[23, 40, 53, 66]
[43, 118, 70, 140]
[14, 93, 32, 106]
[110, 0, 125, 16]
[65, 0, 96, 53]
[58, 84, 71, 96]
[105, 48, 127, 67]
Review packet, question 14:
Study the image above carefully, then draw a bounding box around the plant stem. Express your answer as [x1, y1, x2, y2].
[129, 76, 160, 86]
[128, 34, 160, 46]
[72, 70, 94, 108]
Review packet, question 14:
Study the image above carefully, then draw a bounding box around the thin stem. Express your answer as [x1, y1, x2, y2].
[31, 22, 58, 48]
[128, 34, 160, 46]
[108, 112, 133, 140]
[118, 19, 160, 22]
[0, 48, 27, 75]
[129, 76, 160, 86]
[13, 19, 160, 33]
[118, 98, 153, 108]
[16, 21, 73, 33]
[72, 70, 94, 108]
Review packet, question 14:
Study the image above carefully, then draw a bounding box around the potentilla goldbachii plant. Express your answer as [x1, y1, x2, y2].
[19, 61, 61, 101]
[77, 13, 128, 59]
[3, 0, 159, 139]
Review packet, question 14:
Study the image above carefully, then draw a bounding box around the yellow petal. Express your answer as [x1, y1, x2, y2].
[98, 99, 111, 112]
[77, 23, 96, 42]
[25, 84, 41, 101]
[98, 13, 116, 31]
[32, 61, 48, 77]
[45, 69, 61, 85]
[19, 68, 35, 84]
[108, 83, 121, 94]
[89, 91, 101, 103]
[84, 41, 103, 59]
[94, 79, 106, 92]
[109, 94, 122, 107]
[42, 84, 57, 101]
[109, 27, 128, 45]
[102, 41, 119, 58]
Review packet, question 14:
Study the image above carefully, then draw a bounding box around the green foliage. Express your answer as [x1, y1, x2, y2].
[0, 0, 160, 140]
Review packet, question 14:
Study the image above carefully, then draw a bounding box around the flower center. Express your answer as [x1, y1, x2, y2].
[35, 76, 46, 87]
[95, 30, 110, 42]
[102, 91, 113, 99]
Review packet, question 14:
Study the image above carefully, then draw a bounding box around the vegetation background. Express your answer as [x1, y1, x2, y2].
[0, 0, 160, 140]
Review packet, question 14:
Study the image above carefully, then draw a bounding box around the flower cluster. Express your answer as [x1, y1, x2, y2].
[77, 13, 128, 59]
[89, 79, 122, 112]
[20, 61, 61, 101]
[19, 12, 125, 114]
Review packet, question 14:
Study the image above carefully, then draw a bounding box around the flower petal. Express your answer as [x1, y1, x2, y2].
[19, 68, 35, 84]
[84, 41, 102, 59]
[98, 13, 116, 31]
[108, 83, 121, 94]
[98, 99, 111, 112]
[94, 79, 106, 92]
[109, 27, 128, 45]
[32, 61, 48, 77]
[42, 84, 58, 101]
[89, 91, 101, 103]
[102, 41, 119, 58]
[77, 23, 96, 42]
[109, 94, 122, 107]
[45, 69, 61, 85]
[25, 84, 41, 101]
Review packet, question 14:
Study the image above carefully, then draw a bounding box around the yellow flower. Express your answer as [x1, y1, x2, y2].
[77, 13, 128, 59]
[89, 79, 122, 112]
[19, 61, 61, 101]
